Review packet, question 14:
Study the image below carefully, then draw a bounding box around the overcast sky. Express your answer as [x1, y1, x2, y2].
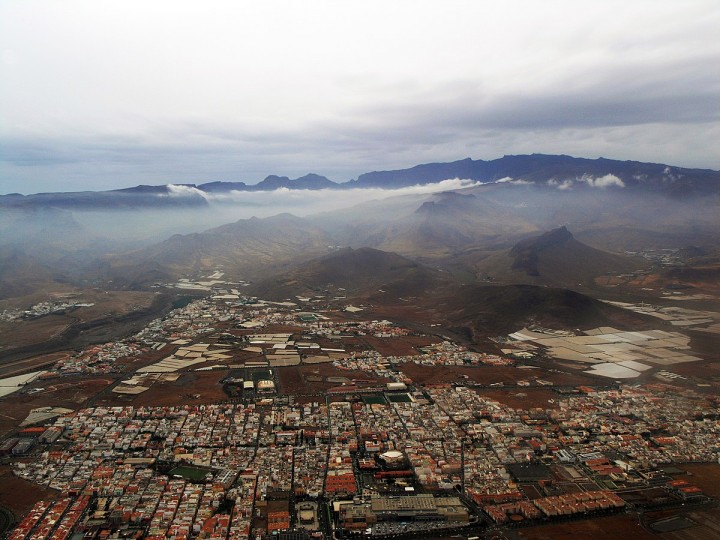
[1, 0, 719, 194]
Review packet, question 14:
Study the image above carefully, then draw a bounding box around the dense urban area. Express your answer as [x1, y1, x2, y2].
[1, 277, 719, 540]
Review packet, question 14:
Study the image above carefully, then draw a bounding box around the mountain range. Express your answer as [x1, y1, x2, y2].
[3, 154, 720, 209]
[2, 152, 718, 355]
[1, 153, 719, 313]
[245, 243, 655, 336]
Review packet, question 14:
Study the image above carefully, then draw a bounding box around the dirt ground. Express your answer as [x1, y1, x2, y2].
[94, 371, 230, 407]
[0, 370, 234, 436]
[645, 356, 720, 396]
[278, 364, 391, 396]
[667, 357, 720, 379]
[477, 388, 564, 410]
[110, 347, 174, 371]
[0, 351, 70, 379]
[358, 335, 439, 356]
[363, 303, 438, 327]
[0, 316, 72, 352]
[257, 324, 305, 334]
[515, 513, 657, 540]
[0, 465, 58, 520]
[397, 363, 596, 387]
[674, 463, 720, 498]
[0, 290, 158, 351]
[0, 375, 116, 437]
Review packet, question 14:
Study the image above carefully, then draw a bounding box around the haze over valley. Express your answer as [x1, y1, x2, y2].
[2, 153, 720, 540]
[2, 2, 720, 539]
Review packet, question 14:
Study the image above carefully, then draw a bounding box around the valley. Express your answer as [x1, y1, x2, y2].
[0, 155, 719, 540]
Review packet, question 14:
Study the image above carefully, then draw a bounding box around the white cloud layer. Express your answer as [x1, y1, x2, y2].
[547, 174, 625, 190]
[163, 178, 481, 217]
[166, 184, 211, 199]
[547, 179, 574, 191]
[582, 174, 625, 188]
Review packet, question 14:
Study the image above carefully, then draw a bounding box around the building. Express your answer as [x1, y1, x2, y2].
[12, 438, 35, 455]
[258, 379, 276, 393]
[0, 437, 19, 455]
[340, 495, 469, 528]
[378, 450, 406, 468]
[39, 426, 63, 444]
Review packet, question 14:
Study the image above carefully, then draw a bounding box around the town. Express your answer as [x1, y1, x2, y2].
[1, 288, 719, 539]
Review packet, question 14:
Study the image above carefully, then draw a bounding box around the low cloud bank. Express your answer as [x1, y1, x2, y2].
[164, 178, 482, 216]
[166, 184, 212, 200]
[547, 174, 625, 190]
[582, 173, 625, 188]
[55, 178, 486, 244]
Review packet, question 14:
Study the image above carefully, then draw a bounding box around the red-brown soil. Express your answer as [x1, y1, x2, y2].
[278, 364, 391, 396]
[0, 290, 158, 351]
[0, 465, 58, 520]
[94, 371, 230, 407]
[674, 463, 720, 498]
[478, 388, 564, 410]
[0, 351, 70, 379]
[516, 513, 657, 540]
[397, 363, 596, 387]
[0, 376, 116, 437]
[358, 335, 438, 356]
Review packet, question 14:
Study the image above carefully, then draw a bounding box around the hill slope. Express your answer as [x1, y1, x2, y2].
[472, 226, 648, 287]
[101, 213, 333, 287]
[443, 283, 654, 337]
[249, 247, 449, 300]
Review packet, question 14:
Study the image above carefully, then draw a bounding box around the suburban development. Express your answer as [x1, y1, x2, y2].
[2, 286, 719, 539]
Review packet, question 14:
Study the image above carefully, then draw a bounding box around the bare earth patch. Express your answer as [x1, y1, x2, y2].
[0, 465, 58, 520]
[516, 513, 657, 540]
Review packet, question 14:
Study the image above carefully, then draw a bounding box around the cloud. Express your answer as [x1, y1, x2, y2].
[495, 177, 532, 185]
[581, 174, 625, 188]
[1, 1, 719, 193]
[547, 173, 625, 190]
[166, 180, 488, 211]
[154, 178, 482, 221]
[165, 184, 210, 199]
[547, 178, 574, 190]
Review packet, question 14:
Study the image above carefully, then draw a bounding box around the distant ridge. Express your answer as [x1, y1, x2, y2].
[201, 173, 337, 192]
[350, 154, 720, 196]
[2, 154, 719, 209]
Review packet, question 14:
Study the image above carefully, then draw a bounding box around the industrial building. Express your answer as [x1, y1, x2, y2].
[340, 494, 468, 530]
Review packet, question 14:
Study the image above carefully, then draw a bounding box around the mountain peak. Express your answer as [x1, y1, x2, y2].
[509, 227, 576, 276]
[532, 225, 574, 247]
[291, 173, 337, 189]
[414, 191, 479, 216]
[197, 180, 248, 192]
[253, 173, 337, 191]
[494, 226, 647, 281]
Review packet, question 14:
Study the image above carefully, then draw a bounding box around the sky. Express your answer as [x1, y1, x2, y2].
[1, 0, 719, 194]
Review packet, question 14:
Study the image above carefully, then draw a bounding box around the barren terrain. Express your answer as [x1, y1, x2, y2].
[0, 466, 58, 521]
[396, 363, 597, 387]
